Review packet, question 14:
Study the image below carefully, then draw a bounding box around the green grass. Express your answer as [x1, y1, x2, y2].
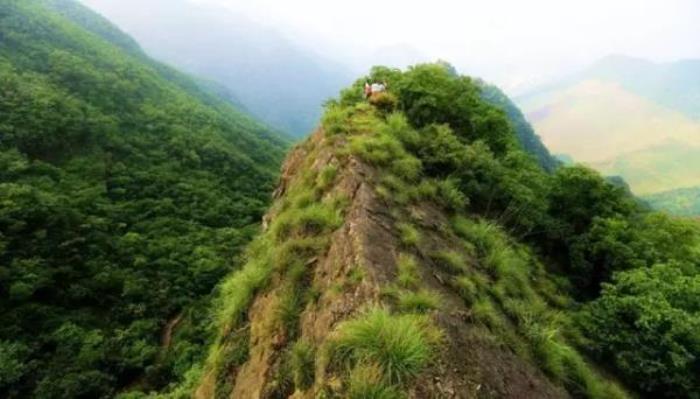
[381, 112, 420, 148]
[447, 215, 631, 399]
[350, 131, 405, 166]
[215, 237, 274, 332]
[396, 253, 419, 288]
[451, 216, 501, 257]
[271, 202, 343, 241]
[396, 290, 442, 313]
[397, 222, 420, 247]
[430, 250, 465, 274]
[348, 265, 366, 285]
[327, 307, 442, 385]
[348, 364, 404, 399]
[275, 287, 303, 337]
[289, 340, 316, 391]
[453, 275, 478, 305]
[317, 164, 339, 191]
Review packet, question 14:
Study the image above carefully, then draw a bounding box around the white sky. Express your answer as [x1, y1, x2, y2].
[84, 0, 700, 93]
[196, 0, 700, 92]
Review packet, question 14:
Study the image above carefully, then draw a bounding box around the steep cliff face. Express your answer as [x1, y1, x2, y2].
[190, 127, 568, 398]
[198, 129, 567, 398]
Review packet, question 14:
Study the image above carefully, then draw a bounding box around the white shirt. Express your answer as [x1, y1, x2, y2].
[371, 83, 385, 93]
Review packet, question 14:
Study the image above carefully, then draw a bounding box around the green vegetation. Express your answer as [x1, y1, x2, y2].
[395, 290, 442, 314]
[396, 254, 420, 288]
[204, 141, 346, 396]
[326, 307, 442, 385]
[644, 186, 700, 216]
[347, 364, 403, 399]
[322, 62, 700, 397]
[289, 340, 316, 391]
[0, 1, 287, 398]
[397, 222, 421, 247]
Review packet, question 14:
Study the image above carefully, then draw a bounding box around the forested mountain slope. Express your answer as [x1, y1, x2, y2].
[181, 65, 699, 399]
[0, 1, 287, 397]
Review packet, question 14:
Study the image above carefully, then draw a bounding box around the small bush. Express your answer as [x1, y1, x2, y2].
[327, 307, 442, 384]
[396, 254, 419, 288]
[348, 363, 404, 399]
[397, 222, 420, 247]
[396, 290, 441, 313]
[369, 92, 398, 113]
[289, 340, 315, 391]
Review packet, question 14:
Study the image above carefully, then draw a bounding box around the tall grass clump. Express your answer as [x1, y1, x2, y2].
[396, 253, 419, 288]
[348, 363, 404, 399]
[396, 290, 442, 314]
[326, 307, 442, 384]
[451, 216, 501, 257]
[397, 222, 420, 247]
[271, 202, 343, 240]
[289, 340, 316, 391]
[430, 250, 465, 274]
[316, 164, 338, 191]
[215, 237, 274, 332]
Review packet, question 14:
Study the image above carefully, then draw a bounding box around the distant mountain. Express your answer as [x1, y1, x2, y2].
[516, 55, 700, 215]
[80, 0, 354, 137]
[643, 186, 700, 217]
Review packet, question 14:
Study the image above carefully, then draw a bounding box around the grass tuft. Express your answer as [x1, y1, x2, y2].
[327, 307, 441, 385]
[430, 250, 465, 274]
[396, 253, 419, 288]
[289, 340, 315, 391]
[348, 363, 404, 399]
[397, 222, 420, 247]
[396, 290, 442, 314]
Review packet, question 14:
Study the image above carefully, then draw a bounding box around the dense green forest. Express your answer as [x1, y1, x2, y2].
[0, 1, 287, 398]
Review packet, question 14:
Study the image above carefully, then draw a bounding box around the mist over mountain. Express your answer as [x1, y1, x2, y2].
[517, 55, 700, 215]
[80, 0, 354, 137]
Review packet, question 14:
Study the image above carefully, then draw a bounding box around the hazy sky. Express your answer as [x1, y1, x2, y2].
[82, 0, 700, 93]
